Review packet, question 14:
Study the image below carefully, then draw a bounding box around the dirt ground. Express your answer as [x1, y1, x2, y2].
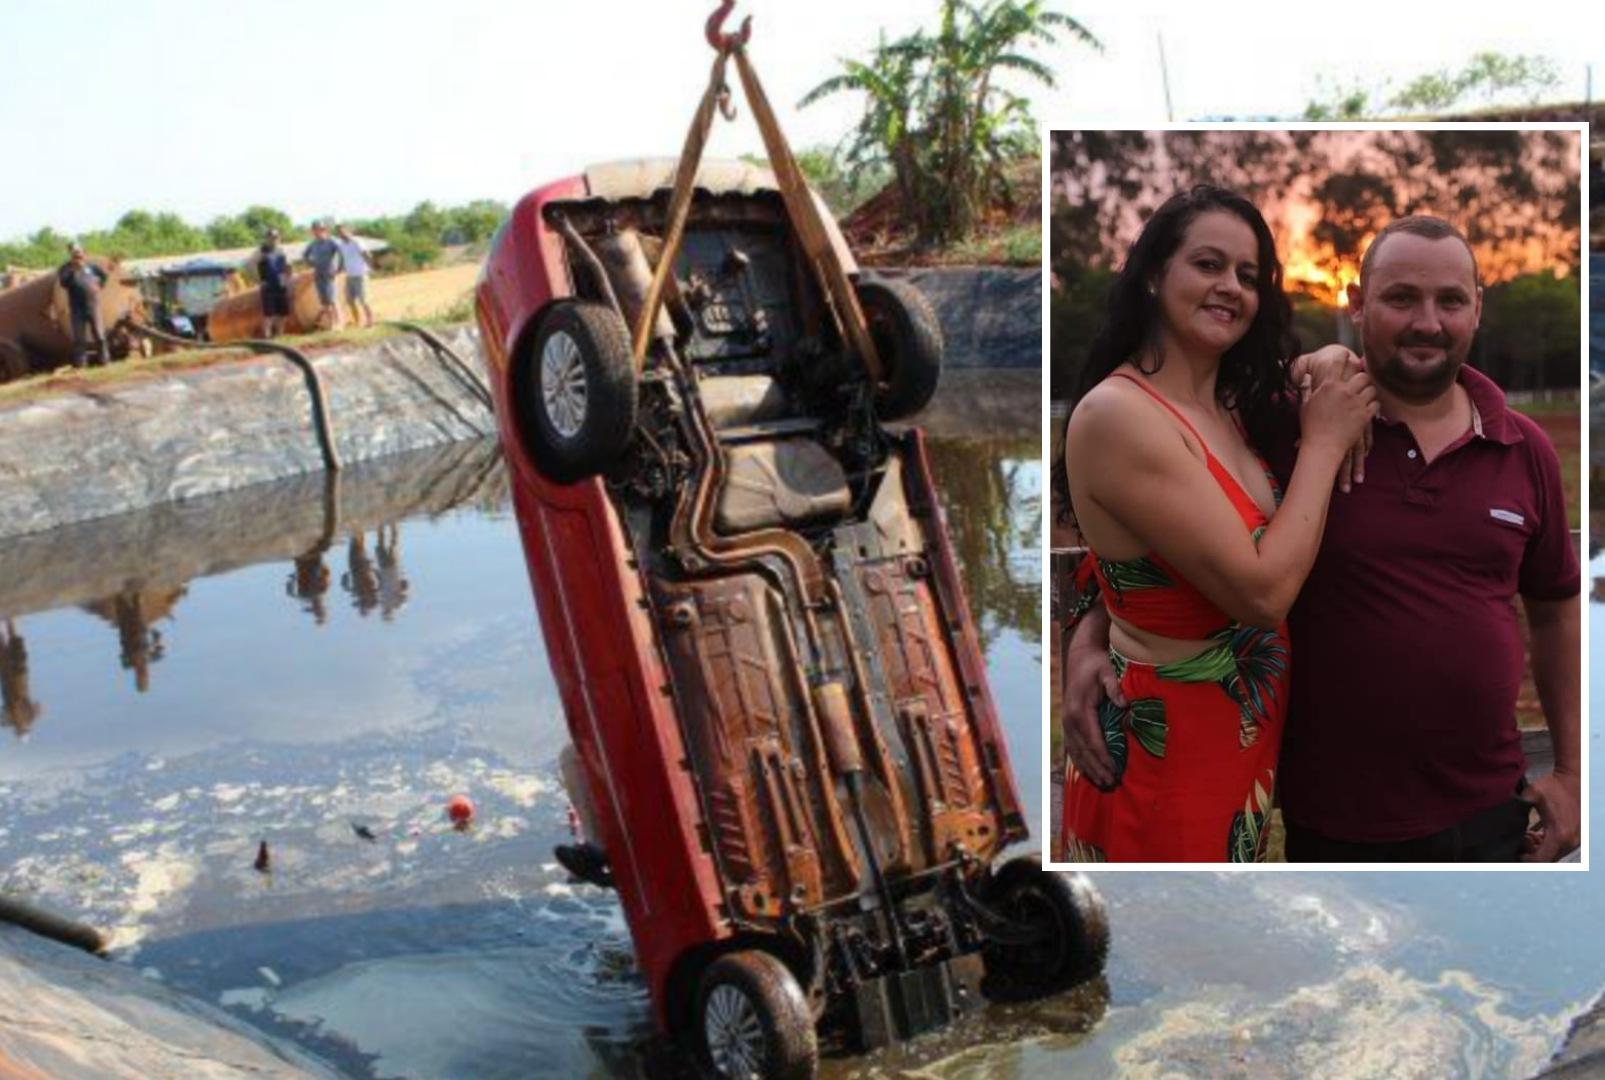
[365, 262, 479, 322]
[841, 157, 1040, 268]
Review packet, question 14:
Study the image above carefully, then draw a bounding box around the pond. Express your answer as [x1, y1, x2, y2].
[0, 428, 1043, 1078]
[0, 420, 1596, 1078]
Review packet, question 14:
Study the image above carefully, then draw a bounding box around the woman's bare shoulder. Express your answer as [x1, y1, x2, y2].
[1068, 375, 1171, 452]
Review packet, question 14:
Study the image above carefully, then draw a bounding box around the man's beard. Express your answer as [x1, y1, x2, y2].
[1367, 329, 1464, 402]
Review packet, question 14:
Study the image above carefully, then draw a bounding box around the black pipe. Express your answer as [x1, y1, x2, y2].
[124, 322, 341, 473]
[390, 321, 494, 411]
[0, 894, 107, 956]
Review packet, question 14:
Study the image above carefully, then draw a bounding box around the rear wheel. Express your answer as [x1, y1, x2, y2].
[694, 950, 817, 1080]
[855, 277, 942, 421]
[982, 855, 1109, 997]
[521, 301, 637, 482]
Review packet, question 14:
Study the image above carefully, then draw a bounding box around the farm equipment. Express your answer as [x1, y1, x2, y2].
[474, 5, 1106, 1076]
[206, 272, 328, 342]
[135, 259, 242, 341]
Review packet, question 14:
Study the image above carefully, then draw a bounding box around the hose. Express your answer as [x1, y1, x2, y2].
[124, 322, 340, 473]
[0, 894, 107, 956]
[388, 321, 494, 411]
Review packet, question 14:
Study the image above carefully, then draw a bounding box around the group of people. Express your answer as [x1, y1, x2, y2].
[1057, 186, 1579, 865]
[255, 221, 374, 338]
[53, 218, 377, 363]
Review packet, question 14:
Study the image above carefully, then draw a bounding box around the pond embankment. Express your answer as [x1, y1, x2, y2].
[0, 925, 337, 1078]
[0, 269, 1040, 541]
[0, 325, 491, 542]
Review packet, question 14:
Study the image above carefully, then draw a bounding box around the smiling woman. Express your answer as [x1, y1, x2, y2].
[1054, 184, 1377, 863]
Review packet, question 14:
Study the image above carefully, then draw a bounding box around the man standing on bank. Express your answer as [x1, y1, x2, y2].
[257, 229, 292, 339]
[302, 221, 345, 331]
[333, 224, 373, 329]
[1063, 215, 1581, 862]
[56, 243, 109, 368]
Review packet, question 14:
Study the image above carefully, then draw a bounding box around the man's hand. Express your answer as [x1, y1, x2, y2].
[1061, 608, 1121, 789]
[1292, 344, 1371, 493]
[1521, 769, 1580, 862]
[1523, 595, 1580, 861]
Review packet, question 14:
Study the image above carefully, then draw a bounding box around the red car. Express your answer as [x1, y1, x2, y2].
[476, 158, 1105, 1077]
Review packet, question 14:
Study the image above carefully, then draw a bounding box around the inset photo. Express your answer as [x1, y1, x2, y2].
[1049, 125, 1585, 866]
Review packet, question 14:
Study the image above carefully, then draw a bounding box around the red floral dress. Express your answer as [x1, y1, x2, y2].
[1060, 372, 1288, 863]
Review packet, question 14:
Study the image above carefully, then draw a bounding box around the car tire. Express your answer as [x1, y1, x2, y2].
[855, 277, 942, 421]
[982, 854, 1109, 997]
[694, 950, 817, 1080]
[522, 301, 637, 482]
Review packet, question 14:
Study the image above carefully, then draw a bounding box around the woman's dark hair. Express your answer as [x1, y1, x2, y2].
[1054, 185, 1298, 526]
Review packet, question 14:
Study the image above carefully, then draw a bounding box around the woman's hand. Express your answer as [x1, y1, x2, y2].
[1291, 344, 1360, 389]
[1292, 345, 1372, 492]
[1300, 368, 1378, 459]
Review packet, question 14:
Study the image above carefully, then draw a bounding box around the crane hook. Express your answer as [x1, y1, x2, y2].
[705, 0, 752, 53]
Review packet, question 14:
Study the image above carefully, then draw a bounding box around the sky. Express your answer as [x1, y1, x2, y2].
[0, 0, 1600, 240]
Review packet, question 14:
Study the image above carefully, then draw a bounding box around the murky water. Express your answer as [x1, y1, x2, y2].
[0, 432, 1045, 1078]
[1, 418, 1597, 1077]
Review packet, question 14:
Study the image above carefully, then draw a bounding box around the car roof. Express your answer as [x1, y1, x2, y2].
[583, 158, 781, 200]
[577, 158, 857, 274]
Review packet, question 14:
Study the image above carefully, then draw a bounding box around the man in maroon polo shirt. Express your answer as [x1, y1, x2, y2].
[1062, 215, 1581, 862]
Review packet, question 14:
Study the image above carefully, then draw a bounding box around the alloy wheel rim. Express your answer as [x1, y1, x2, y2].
[540, 330, 588, 438]
[704, 984, 765, 1077]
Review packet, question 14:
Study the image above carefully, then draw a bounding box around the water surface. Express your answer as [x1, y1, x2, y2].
[0, 431, 1597, 1078]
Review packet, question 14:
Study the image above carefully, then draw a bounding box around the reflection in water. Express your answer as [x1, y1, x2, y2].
[0, 618, 39, 735]
[342, 525, 411, 621]
[80, 585, 185, 692]
[287, 543, 334, 626]
[376, 524, 410, 620]
[925, 437, 1042, 649]
[0, 440, 501, 735]
[344, 535, 381, 617]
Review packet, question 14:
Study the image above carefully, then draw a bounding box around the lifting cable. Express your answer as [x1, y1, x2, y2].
[631, 0, 883, 387]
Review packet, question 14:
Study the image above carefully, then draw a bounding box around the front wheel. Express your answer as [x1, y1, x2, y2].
[694, 950, 817, 1080]
[982, 855, 1109, 998]
[855, 277, 942, 421]
[520, 301, 637, 483]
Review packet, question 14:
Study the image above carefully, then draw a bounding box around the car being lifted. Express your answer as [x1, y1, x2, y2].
[473, 10, 1106, 1078]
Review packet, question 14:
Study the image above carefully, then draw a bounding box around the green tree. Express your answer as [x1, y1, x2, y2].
[442, 199, 507, 246]
[801, 31, 926, 220]
[803, 1, 1099, 245]
[795, 147, 890, 217]
[205, 215, 257, 249]
[403, 201, 447, 242]
[1452, 51, 1559, 107]
[1302, 74, 1377, 121]
[1478, 271, 1580, 391]
[1304, 51, 1562, 119]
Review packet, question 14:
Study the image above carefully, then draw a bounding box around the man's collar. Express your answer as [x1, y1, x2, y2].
[1373, 363, 1521, 446]
[1457, 363, 1522, 445]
